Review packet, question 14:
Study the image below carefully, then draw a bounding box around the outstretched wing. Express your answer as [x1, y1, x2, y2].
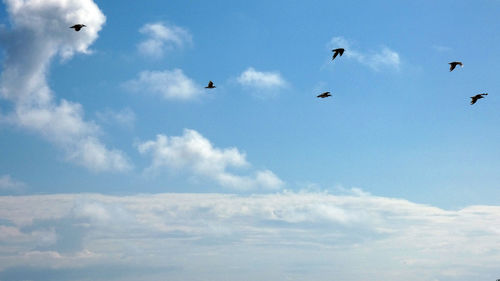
[332, 51, 339, 60]
[470, 96, 478, 105]
[449, 63, 456, 72]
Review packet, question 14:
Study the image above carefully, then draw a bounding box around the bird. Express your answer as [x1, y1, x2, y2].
[470, 93, 488, 105]
[70, 24, 86, 31]
[317, 92, 332, 98]
[332, 48, 345, 61]
[205, 81, 216, 89]
[449, 61, 463, 72]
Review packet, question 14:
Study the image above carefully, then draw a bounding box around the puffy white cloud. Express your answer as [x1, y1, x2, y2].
[137, 22, 192, 58]
[137, 129, 284, 190]
[237, 67, 287, 89]
[123, 69, 201, 100]
[0, 191, 499, 281]
[328, 36, 400, 71]
[0, 0, 131, 172]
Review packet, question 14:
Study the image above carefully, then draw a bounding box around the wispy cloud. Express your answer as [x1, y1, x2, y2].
[432, 45, 452, 52]
[0, 175, 25, 193]
[328, 36, 400, 71]
[0, 191, 498, 280]
[123, 69, 201, 101]
[0, 0, 131, 172]
[96, 108, 136, 129]
[137, 129, 284, 190]
[137, 22, 192, 58]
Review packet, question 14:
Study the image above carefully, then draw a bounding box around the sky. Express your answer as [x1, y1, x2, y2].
[0, 0, 499, 280]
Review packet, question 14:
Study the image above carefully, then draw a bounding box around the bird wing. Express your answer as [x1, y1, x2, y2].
[332, 51, 338, 60]
[449, 63, 456, 71]
[339, 49, 344, 56]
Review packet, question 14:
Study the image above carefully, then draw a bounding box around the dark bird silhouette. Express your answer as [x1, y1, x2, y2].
[470, 93, 488, 105]
[332, 48, 345, 61]
[205, 81, 216, 89]
[70, 24, 86, 31]
[317, 92, 332, 98]
[449, 61, 463, 72]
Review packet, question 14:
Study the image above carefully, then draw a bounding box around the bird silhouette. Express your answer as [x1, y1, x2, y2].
[449, 61, 463, 72]
[332, 48, 345, 61]
[205, 81, 216, 89]
[317, 92, 332, 98]
[70, 24, 86, 31]
[470, 93, 487, 105]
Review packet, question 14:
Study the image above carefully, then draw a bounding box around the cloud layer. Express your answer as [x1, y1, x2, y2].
[138, 129, 284, 190]
[0, 191, 498, 281]
[0, 0, 131, 172]
[328, 36, 400, 71]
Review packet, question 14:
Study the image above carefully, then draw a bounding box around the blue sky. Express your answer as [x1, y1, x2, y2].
[0, 0, 500, 280]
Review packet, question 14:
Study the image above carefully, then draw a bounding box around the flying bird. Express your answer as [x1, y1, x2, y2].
[332, 48, 345, 61]
[70, 24, 86, 31]
[317, 92, 332, 98]
[205, 81, 216, 89]
[470, 93, 488, 105]
[449, 61, 463, 72]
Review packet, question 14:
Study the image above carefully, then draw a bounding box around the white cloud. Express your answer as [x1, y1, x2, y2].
[137, 129, 284, 190]
[137, 22, 192, 58]
[123, 69, 201, 101]
[0, 191, 498, 281]
[237, 67, 287, 89]
[0, 175, 25, 192]
[0, 0, 131, 172]
[328, 36, 400, 71]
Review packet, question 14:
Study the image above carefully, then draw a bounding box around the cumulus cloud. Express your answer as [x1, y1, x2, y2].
[0, 192, 498, 281]
[237, 67, 287, 89]
[123, 69, 201, 100]
[137, 22, 192, 58]
[0, 0, 131, 172]
[137, 129, 284, 190]
[328, 36, 400, 71]
[0, 175, 25, 193]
